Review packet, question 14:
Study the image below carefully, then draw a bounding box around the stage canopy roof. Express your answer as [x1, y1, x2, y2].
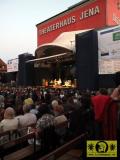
[27, 29, 92, 63]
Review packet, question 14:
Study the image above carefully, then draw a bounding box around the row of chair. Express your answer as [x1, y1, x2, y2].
[0, 120, 69, 160]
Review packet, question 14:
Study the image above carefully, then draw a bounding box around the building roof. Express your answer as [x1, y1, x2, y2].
[0, 58, 7, 73]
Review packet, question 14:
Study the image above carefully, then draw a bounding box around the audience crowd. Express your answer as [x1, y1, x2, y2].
[0, 85, 119, 150]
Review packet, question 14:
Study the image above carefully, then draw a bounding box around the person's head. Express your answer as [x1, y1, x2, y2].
[99, 88, 108, 95]
[23, 104, 31, 113]
[51, 99, 64, 115]
[55, 104, 64, 114]
[80, 93, 91, 108]
[4, 107, 15, 119]
[111, 85, 120, 100]
[51, 100, 59, 110]
[38, 103, 50, 117]
[24, 98, 34, 106]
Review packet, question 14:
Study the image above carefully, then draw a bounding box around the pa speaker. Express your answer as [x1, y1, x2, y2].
[114, 71, 120, 86]
[18, 53, 35, 86]
[76, 30, 98, 91]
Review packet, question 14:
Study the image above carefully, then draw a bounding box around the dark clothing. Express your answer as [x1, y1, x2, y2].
[69, 107, 85, 138]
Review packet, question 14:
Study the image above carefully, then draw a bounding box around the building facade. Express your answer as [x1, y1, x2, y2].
[25, 0, 120, 89]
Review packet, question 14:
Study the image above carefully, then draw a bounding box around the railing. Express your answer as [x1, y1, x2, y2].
[38, 132, 88, 160]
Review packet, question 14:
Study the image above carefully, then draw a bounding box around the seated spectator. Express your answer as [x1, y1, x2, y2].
[0, 107, 19, 144]
[51, 100, 64, 117]
[30, 104, 39, 117]
[0, 95, 5, 121]
[0, 107, 18, 132]
[54, 114, 68, 144]
[51, 99, 69, 143]
[111, 85, 120, 100]
[36, 104, 55, 130]
[16, 104, 37, 128]
[15, 105, 24, 128]
[0, 95, 5, 108]
[36, 104, 57, 150]
[63, 96, 77, 114]
[0, 107, 5, 122]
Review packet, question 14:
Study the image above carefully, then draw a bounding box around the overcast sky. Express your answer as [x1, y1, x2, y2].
[0, 0, 82, 63]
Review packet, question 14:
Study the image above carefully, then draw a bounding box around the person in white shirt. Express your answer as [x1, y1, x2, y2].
[17, 104, 37, 128]
[0, 107, 18, 132]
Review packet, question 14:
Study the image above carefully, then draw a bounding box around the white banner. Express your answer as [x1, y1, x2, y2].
[7, 58, 18, 72]
[98, 26, 120, 74]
